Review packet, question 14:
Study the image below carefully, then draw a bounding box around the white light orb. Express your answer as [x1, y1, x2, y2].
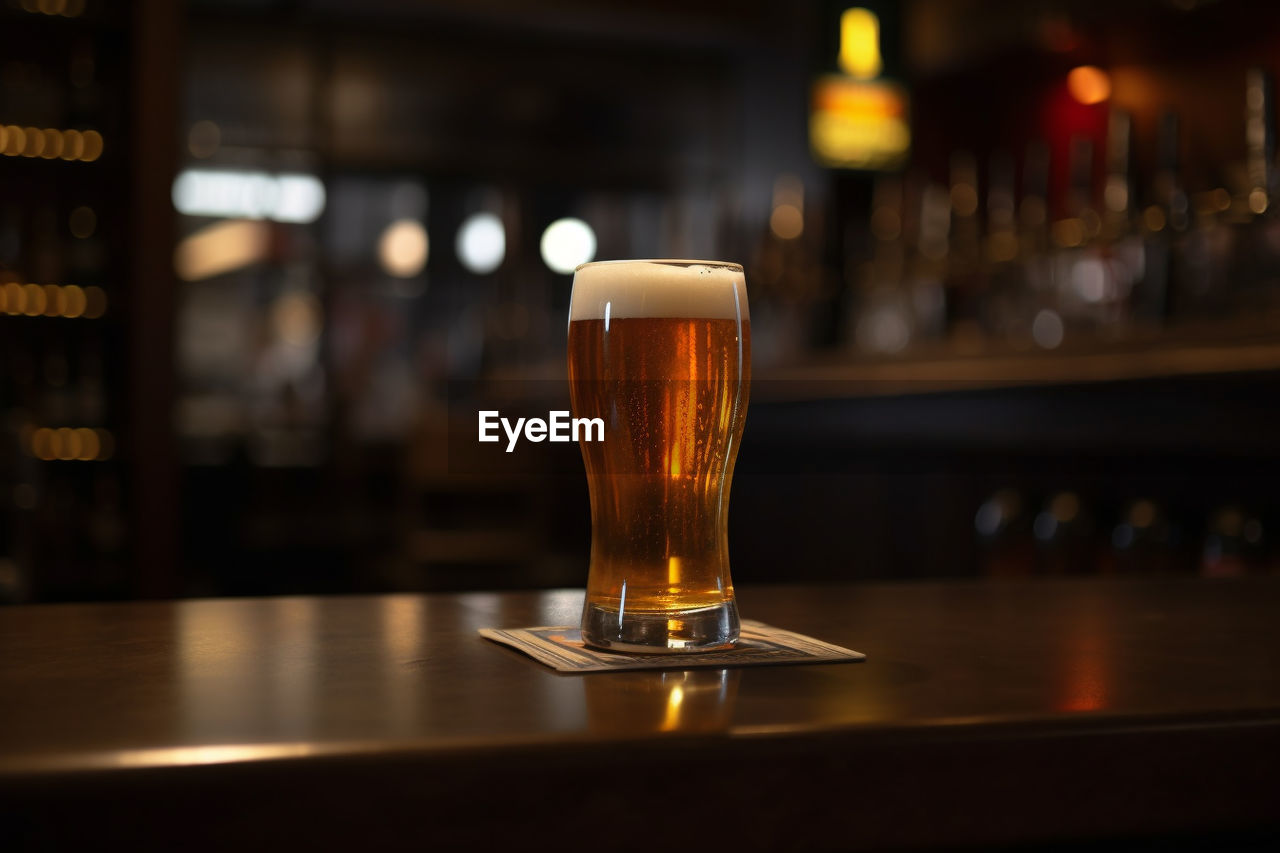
[456, 212, 506, 275]
[539, 217, 596, 274]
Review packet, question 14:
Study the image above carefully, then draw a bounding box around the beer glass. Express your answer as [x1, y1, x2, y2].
[568, 260, 750, 652]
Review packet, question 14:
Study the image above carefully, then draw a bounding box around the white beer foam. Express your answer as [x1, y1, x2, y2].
[570, 259, 749, 322]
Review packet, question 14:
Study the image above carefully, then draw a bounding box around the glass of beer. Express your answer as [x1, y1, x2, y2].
[568, 259, 750, 653]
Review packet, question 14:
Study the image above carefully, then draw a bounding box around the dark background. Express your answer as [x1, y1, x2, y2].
[1, 0, 1278, 603]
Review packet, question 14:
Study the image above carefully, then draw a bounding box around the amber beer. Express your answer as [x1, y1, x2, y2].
[568, 260, 749, 652]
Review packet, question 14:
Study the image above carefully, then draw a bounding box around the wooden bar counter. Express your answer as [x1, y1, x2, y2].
[3, 578, 1279, 850]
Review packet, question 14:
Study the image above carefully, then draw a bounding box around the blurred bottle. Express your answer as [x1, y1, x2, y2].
[758, 175, 827, 361]
[1202, 505, 1266, 577]
[974, 488, 1034, 577]
[1132, 112, 1184, 323]
[1109, 498, 1180, 575]
[943, 151, 983, 348]
[851, 176, 913, 356]
[1230, 68, 1280, 312]
[1019, 141, 1060, 349]
[1033, 491, 1096, 575]
[1170, 107, 1235, 318]
[1048, 137, 1103, 340]
[1097, 110, 1143, 333]
[904, 174, 948, 341]
[978, 151, 1026, 341]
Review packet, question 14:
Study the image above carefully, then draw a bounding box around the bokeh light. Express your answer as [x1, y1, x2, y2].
[1067, 66, 1111, 105]
[271, 292, 323, 347]
[456, 212, 506, 275]
[839, 8, 882, 80]
[172, 169, 326, 223]
[540, 218, 596, 274]
[378, 219, 429, 278]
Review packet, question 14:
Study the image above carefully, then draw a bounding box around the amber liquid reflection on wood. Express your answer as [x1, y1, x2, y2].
[584, 669, 741, 734]
[568, 313, 749, 651]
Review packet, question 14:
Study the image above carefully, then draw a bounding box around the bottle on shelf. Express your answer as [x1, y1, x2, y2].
[1230, 68, 1280, 313]
[943, 151, 983, 349]
[906, 176, 949, 342]
[1168, 106, 1235, 320]
[851, 176, 914, 356]
[1048, 136, 1103, 340]
[978, 150, 1026, 342]
[1097, 109, 1143, 334]
[1109, 498, 1181, 575]
[1032, 491, 1096, 576]
[1133, 111, 1185, 323]
[1019, 141, 1061, 349]
[974, 488, 1034, 578]
[1201, 505, 1267, 577]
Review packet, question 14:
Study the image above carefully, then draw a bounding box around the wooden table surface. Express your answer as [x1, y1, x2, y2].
[3, 578, 1279, 850]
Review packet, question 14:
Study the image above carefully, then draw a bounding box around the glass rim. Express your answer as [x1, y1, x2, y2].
[574, 258, 744, 274]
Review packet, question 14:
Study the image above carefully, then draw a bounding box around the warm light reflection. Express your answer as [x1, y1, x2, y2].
[42, 284, 63, 317]
[22, 0, 84, 17]
[80, 130, 104, 162]
[987, 231, 1019, 262]
[23, 283, 46, 316]
[1067, 66, 1111, 105]
[83, 285, 107, 318]
[951, 184, 979, 217]
[377, 219, 429, 277]
[270, 291, 323, 347]
[380, 597, 426, 735]
[62, 129, 84, 161]
[25, 426, 113, 461]
[1249, 189, 1268, 214]
[584, 670, 738, 734]
[810, 76, 910, 170]
[770, 174, 806, 240]
[380, 597, 423, 662]
[770, 204, 803, 239]
[1055, 600, 1113, 713]
[667, 556, 682, 586]
[175, 219, 272, 281]
[839, 8, 883, 80]
[40, 128, 62, 159]
[659, 685, 685, 732]
[23, 126, 45, 157]
[1, 125, 24, 156]
[0, 126, 102, 161]
[1051, 218, 1085, 248]
[63, 284, 88, 317]
[179, 600, 318, 741]
[1051, 492, 1080, 523]
[107, 743, 320, 770]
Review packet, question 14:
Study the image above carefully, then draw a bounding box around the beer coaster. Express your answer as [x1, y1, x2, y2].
[479, 620, 865, 673]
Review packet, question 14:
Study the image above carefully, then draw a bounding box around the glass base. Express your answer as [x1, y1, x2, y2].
[581, 600, 740, 654]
